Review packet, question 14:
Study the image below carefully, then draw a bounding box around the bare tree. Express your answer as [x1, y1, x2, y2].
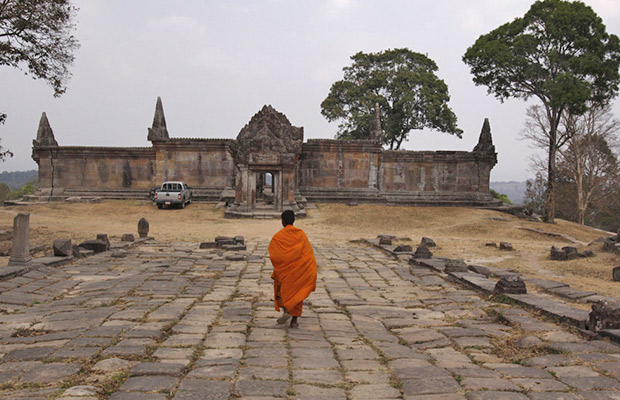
[523, 104, 620, 225]
[557, 106, 620, 225]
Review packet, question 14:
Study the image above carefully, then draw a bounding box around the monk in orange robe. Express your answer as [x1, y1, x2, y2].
[269, 210, 317, 328]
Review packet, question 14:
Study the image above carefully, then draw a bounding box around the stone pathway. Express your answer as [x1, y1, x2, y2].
[0, 241, 618, 399]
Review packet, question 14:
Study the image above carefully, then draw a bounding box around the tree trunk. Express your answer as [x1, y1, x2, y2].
[546, 123, 558, 224]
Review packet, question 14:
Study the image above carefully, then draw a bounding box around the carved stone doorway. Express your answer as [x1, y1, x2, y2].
[254, 170, 277, 210]
[226, 105, 306, 218]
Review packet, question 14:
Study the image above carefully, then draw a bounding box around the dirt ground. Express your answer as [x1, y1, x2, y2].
[0, 201, 617, 299]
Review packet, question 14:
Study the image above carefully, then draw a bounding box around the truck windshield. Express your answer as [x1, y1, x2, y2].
[162, 183, 181, 191]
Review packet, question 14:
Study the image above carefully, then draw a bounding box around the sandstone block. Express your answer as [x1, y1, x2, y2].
[234, 236, 245, 245]
[613, 267, 620, 282]
[138, 217, 149, 238]
[493, 275, 527, 295]
[588, 299, 620, 331]
[499, 242, 513, 251]
[485, 242, 497, 247]
[421, 237, 436, 247]
[562, 246, 579, 260]
[445, 259, 468, 273]
[121, 234, 135, 242]
[393, 244, 413, 253]
[378, 234, 395, 246]
[53, 239, 72, 257]
[96, 234, 110, 250]
[413, 245, 432, 259]
[469, 265, 490, 277]
[79, 240, 108, 254]
[200, 242, 217, 249]
[580, 249, 594, 258]
[550, 246, 568, 261]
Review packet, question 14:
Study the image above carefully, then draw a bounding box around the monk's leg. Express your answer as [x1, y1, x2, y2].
[275, 283, 292, 324]
[289, 301, 303, 328]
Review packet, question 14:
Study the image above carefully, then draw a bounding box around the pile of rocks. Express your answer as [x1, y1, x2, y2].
[550, 245, 594, 260]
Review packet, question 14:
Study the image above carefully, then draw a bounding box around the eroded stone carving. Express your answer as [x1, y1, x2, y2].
[229, 105, 303, 165]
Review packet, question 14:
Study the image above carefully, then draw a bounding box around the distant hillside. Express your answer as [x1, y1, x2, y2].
[0, 170, 37, 190]
[490, 181, 527, 205]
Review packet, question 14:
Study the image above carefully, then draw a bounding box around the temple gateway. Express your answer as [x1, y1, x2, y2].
[31, 98, 499, 218]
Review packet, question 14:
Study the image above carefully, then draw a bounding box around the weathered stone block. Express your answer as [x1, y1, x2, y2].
[588, 299, 620, 331]
[79, 240, 108, 254]
[550, 246, 568, 261]
[445, 259, 468, 273]
[234, 236, 245, 245]
[222, 244, 247, 251]
[96, 234, 110, 250]
[393, 244, 413, 253]
[580, 249, 594, 258]
[603, 238, 617, 252]
[499, 242, 513, 251]
[121, 234, 135, 242]
[562, 246, 579, 260]
[72, 244, 82, 258]
[493, 275, 527, 295]
[378, 234, 394, 246]
[485, 242, 497, 247]
[53, 239, 72, 257]
[421, 237, 436, 247]
[138, 217, 149, 238]
[8, 212, 31, 266]
[613, 267, 620, 282]
[413, 245, 432, 259]
[200, 242, 217, 249]
[469, 265, 490, 277]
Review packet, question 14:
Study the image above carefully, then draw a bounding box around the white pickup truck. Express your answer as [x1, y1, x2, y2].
[154, 181, 192, 209]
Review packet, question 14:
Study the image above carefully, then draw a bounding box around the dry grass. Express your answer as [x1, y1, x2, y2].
[0, 201, 617, 298]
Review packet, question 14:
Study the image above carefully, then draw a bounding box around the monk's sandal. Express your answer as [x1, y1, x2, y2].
[277, 312, 291, 325]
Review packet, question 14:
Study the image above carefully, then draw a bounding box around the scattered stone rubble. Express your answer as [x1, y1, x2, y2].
[200, 236, 246, 251]
[550, 245, 594, 260]
[589, 299, 620, 331]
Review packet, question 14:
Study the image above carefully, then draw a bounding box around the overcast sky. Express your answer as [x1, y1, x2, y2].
[1, 0, 619, 181]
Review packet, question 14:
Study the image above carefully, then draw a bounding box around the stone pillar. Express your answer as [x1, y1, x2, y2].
[8, 213, 32, 266]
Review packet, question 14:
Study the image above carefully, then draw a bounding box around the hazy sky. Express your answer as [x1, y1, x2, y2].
[1, 0, 619, 181]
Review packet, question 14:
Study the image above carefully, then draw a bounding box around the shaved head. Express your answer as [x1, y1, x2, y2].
[281, 210, 295, 226]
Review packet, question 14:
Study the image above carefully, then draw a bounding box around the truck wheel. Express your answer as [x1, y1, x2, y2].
[157, 203, 163, 209]
[180, 200, 185, 209]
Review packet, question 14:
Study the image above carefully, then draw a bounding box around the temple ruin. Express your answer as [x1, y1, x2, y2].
[31, 98, 499, 218]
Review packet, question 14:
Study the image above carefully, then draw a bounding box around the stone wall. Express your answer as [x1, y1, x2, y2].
[31, 100, 499, 207]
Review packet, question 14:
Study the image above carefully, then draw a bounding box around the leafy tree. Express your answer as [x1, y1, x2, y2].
[463, 0, 620, 223]
[0, 182, 10, 203]
[0, 0, 79, 96]
[0, 113, 11, 161]
[321, 48, 462, 150]
[0, 0, 79, 160]
[490, 189, 512, 205]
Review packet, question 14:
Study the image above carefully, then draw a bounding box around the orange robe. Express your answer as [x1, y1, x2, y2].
[269, 225, 317, 317]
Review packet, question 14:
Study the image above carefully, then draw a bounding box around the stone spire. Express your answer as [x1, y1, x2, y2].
[147, 96, 170, 142]
[370, 103, 382, 143]
[473, 118, 495, 153]
[33, 112, 58, 147]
